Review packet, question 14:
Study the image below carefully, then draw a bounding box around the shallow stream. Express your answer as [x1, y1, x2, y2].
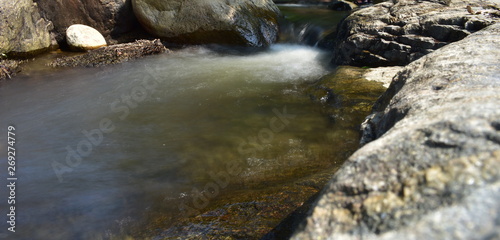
[0, 5, 382, 240]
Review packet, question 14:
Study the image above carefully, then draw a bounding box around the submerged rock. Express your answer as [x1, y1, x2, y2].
[132, 0, 280, 46]
[50, 39, 167, 67]
[66, 24, 107, 51]
[0, 0, 52, 56]
[322, 0, 500, 67]
[152, 174, 330, 240]
[293, 23, 500, 240]
[307, 66, 387, 128]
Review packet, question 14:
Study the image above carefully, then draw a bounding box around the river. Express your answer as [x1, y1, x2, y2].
[0, 5, 361, 240]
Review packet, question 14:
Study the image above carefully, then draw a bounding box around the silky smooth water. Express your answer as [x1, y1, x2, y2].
[0, 5, 367, 239]
[0, 44, 356, 239]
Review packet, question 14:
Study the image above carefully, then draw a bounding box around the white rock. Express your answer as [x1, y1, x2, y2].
[66, 24, 107, 51]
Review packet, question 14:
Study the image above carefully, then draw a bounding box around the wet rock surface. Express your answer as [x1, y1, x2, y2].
[0, 0, 52, 56]
[132, 0, 280, 47]
[321, 0, 500, 67]
[292, 23, 500, 240]
[149, 172, 333, 240]
[49, 39, 167, 67]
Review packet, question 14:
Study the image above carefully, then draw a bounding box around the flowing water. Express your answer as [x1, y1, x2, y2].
[277, 4, 350, 45]
[0, 6, 377, 240]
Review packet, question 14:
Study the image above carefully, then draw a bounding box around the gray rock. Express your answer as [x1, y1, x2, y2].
[326, 0, 500, 67]
[292, 23, 500, 240]
[383, 25, 404, 36]
[0, 0, 52, 56]
[132, 0, 280, 47]
[426, 24, 470, 42]
[397, 35, 436, 49]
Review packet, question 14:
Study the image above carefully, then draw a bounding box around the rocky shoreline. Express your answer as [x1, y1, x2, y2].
[319, 0, 500, 66]
[289, 1, 500, 239]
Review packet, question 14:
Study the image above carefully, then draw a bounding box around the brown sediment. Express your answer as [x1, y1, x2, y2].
[49, 39, 168, 68]
[0, 59, 25, 81]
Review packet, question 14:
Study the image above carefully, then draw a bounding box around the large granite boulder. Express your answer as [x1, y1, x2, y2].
[0, 0, 52, 56]
[36, 0, 139, 44]
[131, 0, 281, 46]
[321, 0, 500, 67]
[293, 23, 500, 240]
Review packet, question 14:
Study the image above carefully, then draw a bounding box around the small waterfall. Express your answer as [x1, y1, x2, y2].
[279, 21, 325, 46]
[276, 4, 350, 46]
